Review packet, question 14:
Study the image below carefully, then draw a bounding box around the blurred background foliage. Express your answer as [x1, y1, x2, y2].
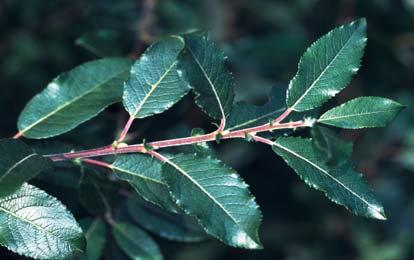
[1, 0, 414, 259]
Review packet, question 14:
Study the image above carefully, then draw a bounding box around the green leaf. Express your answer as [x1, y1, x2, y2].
[112, 222, 163, 260]
[112, 154, 178, 212]
[17, 58, 132, 139]
[127, 197, 208, 242]
[318, 97, 404, 129]
[226, 86, 286, 131]
[0, 184, 86, 259]
[272, 137, 385, 220]
[311, 126, 353, 166]
[77, 218, 106, 260]
[179, 34, 234, 120]
[123, 37, 190, 119]
[287, 19, 367, 111]
[0, 139, 51, 197]
[75, 29, 123, 57]
[161, 154, 263, 249]
[79, 168, 121, 215]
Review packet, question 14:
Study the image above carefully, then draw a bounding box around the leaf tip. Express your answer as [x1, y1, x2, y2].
[369, 205, 387, 220]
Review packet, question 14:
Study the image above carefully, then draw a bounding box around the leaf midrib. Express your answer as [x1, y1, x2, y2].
[0, 202, 82, 252]
[164, 158, 247, 235]
[0, 154, 38, 183]
[186, 45, 226, 120]
[112, 165, 166, 186]
[273, 141, 381, 214]
[290, 27, 359, 110]
[19, 67, 129, 135]
[131, 61, 178, 118]
[319, 108, 400, 122]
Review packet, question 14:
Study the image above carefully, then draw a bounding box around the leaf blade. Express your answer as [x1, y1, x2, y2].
[0, 139, 51, 196]
[112, 222, 163, 260]
[0, 184, 86, 259]
[318, 97, 404, 128]
[17, 58, 132, 139]
[161, 154, 262, 249]
[123, 37, 190, 119]
[179, 34, 234, 120]
[112, 154, 179, 212]
[287, 19, 367, 111]
[272, 137, 385, 220]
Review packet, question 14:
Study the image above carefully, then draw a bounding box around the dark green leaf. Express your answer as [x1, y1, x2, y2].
[287, 19, 366, 111]
[272, 137, 385, 220]
[127, 197, 208, 242]
[0, 184, 86, 259]
[112, 222, 163, 260]
[79, 168, 121, 215]
[77, 218, 106, 260]
[0, 139, 51, 196]
[161, 154, 263, 249]
[17, 58, 132, 139]
[226, 86, 285, 131]
[311, 126, 353, 166]
[123, 37, 190, 119]
[75, 29, 123, 57]
[112, 154, 178, 212]
[179, 34, 234, 120]
[318, 97, 404, 129]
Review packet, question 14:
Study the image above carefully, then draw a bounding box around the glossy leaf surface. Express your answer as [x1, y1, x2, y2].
[0, 184, 85, 259]
[123, 37, 190, 119]
[179, 34, 234, 120]
[272, 137, 385, 220]
[17, 58, 132, 138]
[162, 154, 262, 249]
[112, 154, 178, 212]
[287, 19, 366, 111]
[318, 97, 403, 129]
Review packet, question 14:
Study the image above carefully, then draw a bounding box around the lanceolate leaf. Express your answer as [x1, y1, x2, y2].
[112, 222, 163, 260]
[77, 218, 106, 260]
[161, 154, 263, 249]
[226, 86, 285, 131]
[287, 19, 367, 111]
[0, 184, 86, 259]
[0, 139, 51, 196]
[318, 97, 404, 129]
[112, 154, 179, 212]
[311, 126, 353, 166]
[272, 137, 385, 220]
[123, 37, 190, 119]
[179, 34, 234, 121]
[127, 197, 208, 242]
[17, 58, 132, 139]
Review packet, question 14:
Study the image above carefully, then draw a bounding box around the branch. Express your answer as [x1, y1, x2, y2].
[45, 110, 309, 162]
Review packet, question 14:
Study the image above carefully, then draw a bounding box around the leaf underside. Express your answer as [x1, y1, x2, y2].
[0, 184, 86, 259]
[287, 19, 367, 111]
[17, 58, 132, 139]
[161, 153, 263, 249]
[272, 137, 385, 220]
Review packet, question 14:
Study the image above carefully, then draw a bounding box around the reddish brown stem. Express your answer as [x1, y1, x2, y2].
[13, 132, 23, 139]
[46, 118, 308, 162]
[117, 116, 135, 142]
[82, 158, 112, 169]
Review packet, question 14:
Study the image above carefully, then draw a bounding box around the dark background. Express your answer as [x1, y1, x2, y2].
[1, 0, 414, 259]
